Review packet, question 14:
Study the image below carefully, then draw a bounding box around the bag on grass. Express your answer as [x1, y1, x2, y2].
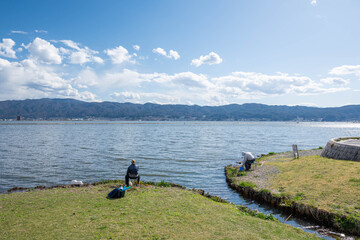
[108, 187, 124, 199]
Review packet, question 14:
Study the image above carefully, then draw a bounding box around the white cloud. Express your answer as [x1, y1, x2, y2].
[71, 67, 98, 88]
[97, 69, 212, 94]
[296, 102, 319, 107]
[69, 51, 89, 64]
[26, 37, 62, 64]
[60, 40, 103, 64]
[212, 71, 346, 98]
[35, 30, 48, 34]
[320, 77, 349, 85]
[11, 30, 27, 34]
[59, 47, 70, 55]
[0, 38, 17, 58]
[111, 91, 178, 104]
[110, 88, 225, 106]
[153, 47, 166, 56]
[165, 72, 212, 88]
[152, 47, 180, 60]
[0, 57, 97, 101]
[133, 45, 140, 51]
[104, 46, 133, 64]
[191, 52, 222, 67]
[60, 40, 81, 50]
[169, 50, 180, 60]
[311, 0, 317, 6]
[329, 65, 360, 76]
[102, 69, 148, 88]
[92, 56, 104, 64]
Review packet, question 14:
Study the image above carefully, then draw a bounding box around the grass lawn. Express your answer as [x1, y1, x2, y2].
[0, 181, 319, 240]
[252, 153, 360, 230]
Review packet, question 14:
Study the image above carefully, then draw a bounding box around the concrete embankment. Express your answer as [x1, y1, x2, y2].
[321, 137, 360, 161]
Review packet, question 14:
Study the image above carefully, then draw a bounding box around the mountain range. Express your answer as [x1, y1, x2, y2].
[0, 98, 360, 121]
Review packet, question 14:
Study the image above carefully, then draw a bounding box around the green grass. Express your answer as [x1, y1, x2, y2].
[265, 155, 360, 223]
[154, 180, 172, 187]
[225, 166, 247, 177]
[0, 182, 319, 240]
[238, 181, 257, 188]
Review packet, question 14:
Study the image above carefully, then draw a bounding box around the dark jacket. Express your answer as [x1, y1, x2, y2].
[127, 164, 139, 175]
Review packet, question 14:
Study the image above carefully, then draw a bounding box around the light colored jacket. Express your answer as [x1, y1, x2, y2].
[240, 152, 255, 165]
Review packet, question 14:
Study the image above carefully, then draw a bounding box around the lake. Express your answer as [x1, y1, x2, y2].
[1, 121, 359, 238]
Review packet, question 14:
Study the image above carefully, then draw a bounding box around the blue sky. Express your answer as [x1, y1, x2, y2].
[1, 0, 360, 107]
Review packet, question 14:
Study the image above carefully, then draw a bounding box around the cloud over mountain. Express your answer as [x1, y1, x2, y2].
[0, 35, 356, 106]
[104, 46, 133, 64]
[26, 38, 62, 64]
[60, 40, 103, 64]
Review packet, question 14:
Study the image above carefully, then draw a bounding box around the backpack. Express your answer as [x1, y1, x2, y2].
[107, 186, 130, 199]
[108, 187, 124, 199]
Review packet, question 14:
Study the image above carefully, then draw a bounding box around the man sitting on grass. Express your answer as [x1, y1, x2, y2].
[125, 159, 140, 186]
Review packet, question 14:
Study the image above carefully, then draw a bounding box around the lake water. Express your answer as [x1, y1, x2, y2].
[1, 121, 359, 238]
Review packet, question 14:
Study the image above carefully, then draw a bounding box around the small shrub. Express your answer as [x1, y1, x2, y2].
[210, 195, 224, 203]
[280, 198, 292, 208]
[226, 166, 247, 177]
[268, 152, 275, 156]
[237, 171, 247, 177]
[155, 180, 171, 187]
[239, 181, 257, 188]
[292, 192, 306, 201]
[318, 146, 323, 149]
[334, 216, 356, 231]
[256, 212, 278, 221]
[260, 189, 271, 194]
[226, 167, 238, 177]
[238, 205, 277, 221]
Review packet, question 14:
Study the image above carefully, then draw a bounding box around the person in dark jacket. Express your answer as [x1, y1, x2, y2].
[125, 159, 140, 186]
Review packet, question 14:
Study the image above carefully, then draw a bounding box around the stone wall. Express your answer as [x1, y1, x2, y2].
[321, 137, 360, 162]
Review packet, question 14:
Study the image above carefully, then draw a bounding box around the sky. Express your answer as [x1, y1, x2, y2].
[1, 0, 360, 107]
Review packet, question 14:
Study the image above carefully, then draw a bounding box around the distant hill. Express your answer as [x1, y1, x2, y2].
[0, 98, 360, 121]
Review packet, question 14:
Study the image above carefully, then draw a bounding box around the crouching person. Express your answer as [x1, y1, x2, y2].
[125, 159, 140, 186]
[242, 152, 256, 171]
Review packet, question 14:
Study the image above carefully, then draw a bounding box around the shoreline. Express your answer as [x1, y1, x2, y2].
[1, 180, 318, 240]
[225, 149, 360, 237]
[3, 179, 353, 239]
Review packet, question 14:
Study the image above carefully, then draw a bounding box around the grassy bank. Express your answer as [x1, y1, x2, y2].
[225, 150, 360, 235]
[0, 181, 318, 240]
[266, 155, 360, 220]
